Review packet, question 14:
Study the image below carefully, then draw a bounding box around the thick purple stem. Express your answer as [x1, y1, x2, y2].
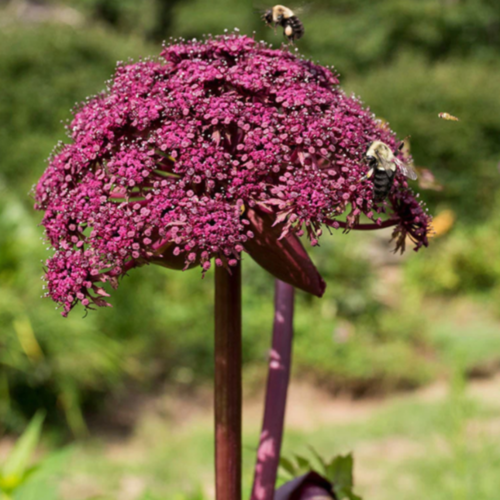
[251, 280, 295, 500]
[214, 262, 242, 500]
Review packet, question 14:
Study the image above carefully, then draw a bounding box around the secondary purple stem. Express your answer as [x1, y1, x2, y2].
[215, 262, 242, 500]
[251, 280, 295, 500]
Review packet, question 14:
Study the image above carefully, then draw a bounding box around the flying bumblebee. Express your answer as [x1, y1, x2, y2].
[262, 5, 305, 42]
[361, 140, 418, 201]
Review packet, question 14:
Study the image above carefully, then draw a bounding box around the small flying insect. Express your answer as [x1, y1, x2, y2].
[361, 140, 418, 201]
[438, 112, 459, 121]
[262, 5, 305, 42]
[399, 137, 442, 191]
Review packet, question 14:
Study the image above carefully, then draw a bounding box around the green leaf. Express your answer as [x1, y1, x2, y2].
[307, 445, 327, 474]
[294, 454, 312, 473]
[279, 456, 298, 478]
[2, 411, 46, 480]
[12, 478, 58, 500]
[325, 453, 363, 500]
[325, 454, 354, 491]
[29, 447, 74, 477]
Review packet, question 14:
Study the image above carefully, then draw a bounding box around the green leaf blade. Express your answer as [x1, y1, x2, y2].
[279, 456, 298, 478]
[2, 411, 46, 480]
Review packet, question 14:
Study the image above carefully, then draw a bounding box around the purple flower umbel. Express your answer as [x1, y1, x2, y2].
[34, 34, 431, 316]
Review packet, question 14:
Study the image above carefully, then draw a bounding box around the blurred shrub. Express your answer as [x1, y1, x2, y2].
[66, 0, 190, 41]
[0, 190, 129, 435]
[171, 0, 255, 39]
[64, 0, 254, 41]
[300, 0, 500, 74]
[68, 0, 156, 33]
[0, 23, 152, 195]
[406, 196, 500, 295]
[291, 236, 436, 395]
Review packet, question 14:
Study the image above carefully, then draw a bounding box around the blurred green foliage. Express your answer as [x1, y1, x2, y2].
[302, 0, 500, 72]
[0, 411, 46, 497]
[0, 23, 150, 192]
[0, 0, 500, 434]
[0, 411, 69, 500]
[66, 0, 188, 41]
[407, 195, 500, 295]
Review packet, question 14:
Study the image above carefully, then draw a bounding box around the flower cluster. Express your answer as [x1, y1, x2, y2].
[35, 33, 431, 315]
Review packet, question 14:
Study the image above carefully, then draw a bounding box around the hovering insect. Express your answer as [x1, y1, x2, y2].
[262, 5, 305, 42]
[399, 137, 442, 192]
[438, 112, 459, 121]
[361, 140, 418, 201]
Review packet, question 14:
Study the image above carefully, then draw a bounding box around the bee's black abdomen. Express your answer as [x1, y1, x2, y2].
[373, 169, 395, 201]
[290, 16, 305, 39]
[282, 16, 304, 41]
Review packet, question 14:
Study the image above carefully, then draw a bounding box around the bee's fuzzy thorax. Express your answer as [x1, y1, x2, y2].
[272, 4, 294, 20]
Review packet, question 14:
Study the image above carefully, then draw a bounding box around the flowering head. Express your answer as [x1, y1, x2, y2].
[34, 33, 431, 316]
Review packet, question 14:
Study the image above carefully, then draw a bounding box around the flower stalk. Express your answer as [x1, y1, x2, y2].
[251, 280, 295, 500]
[214, 262, 242, 500]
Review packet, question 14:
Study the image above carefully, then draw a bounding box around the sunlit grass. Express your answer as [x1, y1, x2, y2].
[58, 373, 500, 500]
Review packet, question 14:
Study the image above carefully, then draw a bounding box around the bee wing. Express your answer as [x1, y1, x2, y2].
[253, 2, 271, 16]
[255, 7, 269, 19]
[290, 2, 314, 16]
[376, 156, 394, 171]
[394, 158, 418, 181]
